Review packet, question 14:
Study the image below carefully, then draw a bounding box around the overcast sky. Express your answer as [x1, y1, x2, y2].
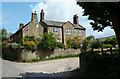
[1, 0, 115, 38]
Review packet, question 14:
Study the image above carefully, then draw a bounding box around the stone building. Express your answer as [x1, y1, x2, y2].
[10, 9, 86, 44]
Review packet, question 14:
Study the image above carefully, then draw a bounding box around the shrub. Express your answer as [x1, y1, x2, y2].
[90, 40, 101, 48]
[103, 37, 117, 47]
[10, 43, 24, 49]
[64, 45, 69, 49]
[101, 44, 112, 48]
[2, 42, 11, 48]
[38, 32, 56, 49]
[56, 42, 64, 48]
[66, 36, 81, 49]
[23, 41, 36, 49]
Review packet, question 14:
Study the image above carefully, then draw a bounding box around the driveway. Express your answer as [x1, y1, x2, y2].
[1, 57, 80, 77]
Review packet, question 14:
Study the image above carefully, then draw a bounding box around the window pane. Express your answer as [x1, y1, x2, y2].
[67, 28, 71, 34]
[53, 27, 58, 34]
[78, 30, 82, 35]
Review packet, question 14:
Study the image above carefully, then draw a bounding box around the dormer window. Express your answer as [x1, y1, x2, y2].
[78, 29, 82, 35]
[53, 27, 58, 34]
[67, 28, 72, 34]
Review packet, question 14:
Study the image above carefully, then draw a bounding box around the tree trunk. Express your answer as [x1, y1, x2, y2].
[112, 14, 120, 52]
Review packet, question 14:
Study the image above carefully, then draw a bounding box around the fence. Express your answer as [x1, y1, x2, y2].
[82, 47, 119, 55]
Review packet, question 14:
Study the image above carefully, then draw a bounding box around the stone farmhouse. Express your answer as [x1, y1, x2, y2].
[10, 9, 86, 45]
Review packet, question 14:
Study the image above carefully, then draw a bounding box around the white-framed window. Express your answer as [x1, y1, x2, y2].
[78, 29, 82, 35]
[67, 28, 72, 34]
[53, 27, 58, 34]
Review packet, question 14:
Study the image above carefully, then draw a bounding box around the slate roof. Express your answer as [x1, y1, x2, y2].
[73, 24, 85, 30]
[42, 20, 85, 30]
[42, 20, 66, 27]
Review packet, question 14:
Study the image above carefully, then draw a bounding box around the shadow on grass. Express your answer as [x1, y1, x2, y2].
[18, 69, 80, 78]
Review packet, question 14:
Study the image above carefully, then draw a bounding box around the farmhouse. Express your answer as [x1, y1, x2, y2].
[10, 9, 86, 44]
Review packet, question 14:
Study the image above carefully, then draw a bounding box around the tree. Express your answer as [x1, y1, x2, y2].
[38, 32, 56, 49]
[0, 28, 8, 41]
[81, 36, 95, 51]
[77, 2, 120, 50]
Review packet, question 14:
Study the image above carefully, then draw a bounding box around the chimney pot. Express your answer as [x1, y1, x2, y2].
[73, 14, 79, 24]
[19, 23, 24, 29]
[31, 11, 37, 21]
[40, 9, 45, 21]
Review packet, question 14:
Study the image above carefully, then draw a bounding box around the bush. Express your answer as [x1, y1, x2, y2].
[66, 39, 81, 49]
[56, 42, 64, 48]
[10, 43, 24, 49]
[103, 37, 117, 47]
[101, 44, 112, 48]
[23, 41, 36, 49]
[2, 42, 11, 48]
[38, 32, 56, 49]
[64, 45, 69, 49]
[90, 40, 101, 48]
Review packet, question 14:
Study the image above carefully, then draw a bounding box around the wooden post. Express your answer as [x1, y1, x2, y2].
[110, 47, 113, 55]
[91, 47, 93, 53]
[101, 48, 104, 55]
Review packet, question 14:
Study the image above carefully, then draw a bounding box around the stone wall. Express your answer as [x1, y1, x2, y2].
[2, 48, 81, 60]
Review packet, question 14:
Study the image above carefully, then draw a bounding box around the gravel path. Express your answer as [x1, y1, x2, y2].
[1, 57, 80, 77]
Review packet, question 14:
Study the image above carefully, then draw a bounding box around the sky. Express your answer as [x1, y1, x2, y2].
[1, 0, 115, 38]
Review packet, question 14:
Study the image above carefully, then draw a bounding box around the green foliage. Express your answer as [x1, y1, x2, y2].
[23, 41, 36, 49]
[101, 44, 112, 48]
[10, 43, 24, 49]
[85, 35, 94, 40]
[81, 36, 95, 51]
[77, 2, 120, 50]
[38, 32, 56, 49]
[66, 36, 81, 49]
[24, 36, 35, 42]
[77, 2, 119, 31]
[2, 42, 10, 48]
[0, 28, 8, 41]
[1, 36, 8, 41]
[64, 45, 69, 49]
[14, 54, 79, 62]
[1, 28, 7, 35]
[103, 37, 117, 47]
[56, 42, 64, 48]
[90, 40, 101, 48]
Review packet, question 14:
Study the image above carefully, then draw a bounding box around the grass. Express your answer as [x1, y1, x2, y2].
[7, 54, 79, 63]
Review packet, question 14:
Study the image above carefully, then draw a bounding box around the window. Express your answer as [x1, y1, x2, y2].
[78, 30, 82, 35]
[53, 27, 58, 34]
[67, 28, 72, 34]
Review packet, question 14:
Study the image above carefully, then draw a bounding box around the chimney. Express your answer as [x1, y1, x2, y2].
[19, 23, 24, 29]
[73, 14, 79, 24]
[40, 9, 45, 21]
[31, 11, 37, 21]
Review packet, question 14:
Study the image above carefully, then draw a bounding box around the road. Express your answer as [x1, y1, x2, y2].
[1, 57, 80, 77]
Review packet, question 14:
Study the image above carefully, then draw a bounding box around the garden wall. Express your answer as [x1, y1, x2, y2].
[2, 48, 81, 60]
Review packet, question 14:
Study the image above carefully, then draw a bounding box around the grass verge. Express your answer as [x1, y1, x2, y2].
[4, 54, 79, 63]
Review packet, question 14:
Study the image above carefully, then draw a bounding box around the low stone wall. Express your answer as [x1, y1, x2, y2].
[2, 48, 81, 60]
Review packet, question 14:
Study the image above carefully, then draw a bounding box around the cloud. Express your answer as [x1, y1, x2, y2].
[30, 0, 115, 38]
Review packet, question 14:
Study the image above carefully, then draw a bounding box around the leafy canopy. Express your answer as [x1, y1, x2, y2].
[77, 2, 120, 31]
